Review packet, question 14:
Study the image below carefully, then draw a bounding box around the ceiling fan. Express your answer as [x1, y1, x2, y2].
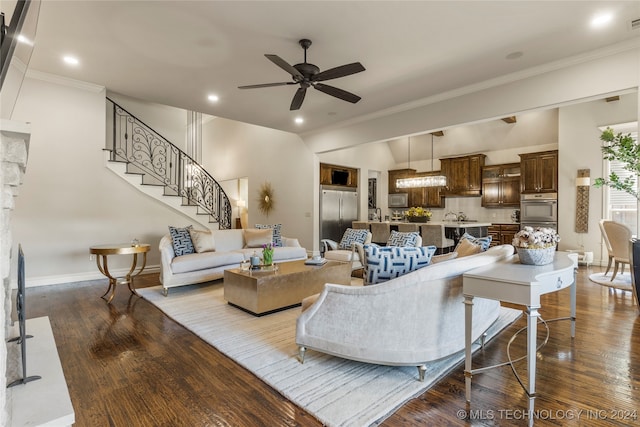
[238, 39, 365, 111]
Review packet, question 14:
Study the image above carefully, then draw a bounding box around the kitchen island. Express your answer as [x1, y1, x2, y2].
[354, 220, 492, 245]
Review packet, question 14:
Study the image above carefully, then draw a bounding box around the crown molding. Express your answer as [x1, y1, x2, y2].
[26, 69, 105, 93]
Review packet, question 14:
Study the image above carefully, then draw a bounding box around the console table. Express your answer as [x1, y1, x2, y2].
[89, 243, 150, 303]
[462, 252, 576, 425]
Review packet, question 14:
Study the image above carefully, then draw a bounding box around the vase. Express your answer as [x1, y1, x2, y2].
[516, 246, 556, 266]
[262, 250, 273, 266]
[408, 216, 429, 223]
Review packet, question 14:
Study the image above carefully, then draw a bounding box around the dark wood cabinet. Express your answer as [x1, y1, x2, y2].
[388, 169, 444, 208]
[519, 150, 558, 194]
[441, 154, 486, 196]
[320, 163, 358, 188]
[481, 163, 521, 207]
[488, 224, 520, 246]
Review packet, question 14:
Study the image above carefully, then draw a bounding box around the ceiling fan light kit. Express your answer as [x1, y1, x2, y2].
[238, 39, 365, 110]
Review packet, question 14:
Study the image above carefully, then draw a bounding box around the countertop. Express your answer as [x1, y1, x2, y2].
[359, 220, 493, 227]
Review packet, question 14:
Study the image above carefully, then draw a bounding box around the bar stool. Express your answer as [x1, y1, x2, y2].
[420, 224, 455, 255]
[397, 223, 419, 233]
[370, 222, 391, 245]
[352, 221, 370, 230]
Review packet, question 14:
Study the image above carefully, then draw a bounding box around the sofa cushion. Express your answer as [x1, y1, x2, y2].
[255, 223, 283, 247]
[364, 245, 436, 285]
[188, 228, 215, 253]
[431, 251, 458, 263]
[386, 230, 419, 247]
[171, 251, 244, 274]
[338, 228, 369, 250]
[168, 225, 194, 256]
[455, 232, 492, 252]
[244, 228, 273, 248]
[455, 238, 482, 257]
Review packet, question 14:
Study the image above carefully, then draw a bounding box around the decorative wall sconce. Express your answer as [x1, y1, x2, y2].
[575, 169, 590, 233]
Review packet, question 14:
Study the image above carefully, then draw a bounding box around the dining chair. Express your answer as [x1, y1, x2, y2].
[599, 219, 615, 275]
[420, 224, 455, 255]
[351, 221, 370, 230]
[602, 220, 632, 281]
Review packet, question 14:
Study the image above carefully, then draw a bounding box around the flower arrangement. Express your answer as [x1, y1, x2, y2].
[405, 207, 432, 218]
[262, 243, 274, 266]
[512, 226, 560, 249]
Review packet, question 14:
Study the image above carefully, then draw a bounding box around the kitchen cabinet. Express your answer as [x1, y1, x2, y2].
[519, 150, 558, 194]
[481, 163, 521, 207]
[320, 163, 358, 188]
[409, 171, 445, 208]
[441, 154, 486, 196]
[388, 169, 444, 208]
[488, 224, 520, 247]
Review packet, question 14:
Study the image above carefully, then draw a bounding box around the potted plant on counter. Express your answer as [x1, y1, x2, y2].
[594, 127, 639, 311]
[405, 207, 432, 223]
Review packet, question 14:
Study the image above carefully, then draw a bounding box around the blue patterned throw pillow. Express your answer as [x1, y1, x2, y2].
[168, 225, 195, 256]
[364, 244, 437, 285]
[255, 223, 283, 247]
[386, 230, 419, 247]
[338, 228, 369, 250]
[456, 232, 492, 251]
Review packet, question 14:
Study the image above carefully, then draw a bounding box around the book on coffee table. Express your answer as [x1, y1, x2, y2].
[305, 258, 327, 266]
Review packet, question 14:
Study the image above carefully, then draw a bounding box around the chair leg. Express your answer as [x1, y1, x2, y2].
[417, 365, 426, 382]
[298, 346, 306, 364]
[605, 256, 613, 275]
[611, 262, 620, 281]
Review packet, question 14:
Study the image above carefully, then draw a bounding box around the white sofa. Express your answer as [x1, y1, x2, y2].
[159, 228, 307, 295]
[295, 244, 515, 380]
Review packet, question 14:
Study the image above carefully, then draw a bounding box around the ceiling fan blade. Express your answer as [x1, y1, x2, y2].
[238, 82, 295, 89]
[290, 87, 307, 110]
[265, 54, 304, 80]
[313, 83, 361, 104]
[312, 62, 366, 82]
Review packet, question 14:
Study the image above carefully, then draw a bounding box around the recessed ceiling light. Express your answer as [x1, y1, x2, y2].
[294, 117, 304, 124]
[63, 55, 79, 66]
[207, 94, 219, 102]
[591, 13, 613, 28]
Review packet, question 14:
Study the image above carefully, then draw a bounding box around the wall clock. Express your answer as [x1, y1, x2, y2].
[257, 182, 275, 216]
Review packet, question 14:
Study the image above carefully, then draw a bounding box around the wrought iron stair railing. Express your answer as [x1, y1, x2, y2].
[106, 97, 232, 229]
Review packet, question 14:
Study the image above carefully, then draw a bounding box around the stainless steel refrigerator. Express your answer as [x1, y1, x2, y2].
[320, 186, 359, 244]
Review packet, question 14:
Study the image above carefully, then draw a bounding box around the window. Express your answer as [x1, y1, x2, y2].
[602, 123, 638, 236]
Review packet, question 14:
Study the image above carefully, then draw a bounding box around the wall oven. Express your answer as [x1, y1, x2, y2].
[520, 193, 558, 230]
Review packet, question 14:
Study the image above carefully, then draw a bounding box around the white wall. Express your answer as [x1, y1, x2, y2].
[10, 74, 203, 285]
[201, 118, 317, 251]
[558, 93, 638, 262]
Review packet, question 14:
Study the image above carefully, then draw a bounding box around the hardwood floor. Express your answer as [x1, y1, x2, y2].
[25, 265, 639, 426]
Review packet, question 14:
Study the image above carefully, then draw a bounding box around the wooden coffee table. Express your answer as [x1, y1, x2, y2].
[223, 260, 352, 316]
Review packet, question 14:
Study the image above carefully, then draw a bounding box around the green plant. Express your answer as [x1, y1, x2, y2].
[594, 127, 639, 201]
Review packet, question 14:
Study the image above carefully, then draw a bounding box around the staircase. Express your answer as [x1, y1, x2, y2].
[105, 98, 232, 230]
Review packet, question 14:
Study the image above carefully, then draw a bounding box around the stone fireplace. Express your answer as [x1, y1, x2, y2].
[1, 119, 30, 425]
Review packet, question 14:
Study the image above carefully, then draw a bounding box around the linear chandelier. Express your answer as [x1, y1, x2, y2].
[396, 133, 447, 188]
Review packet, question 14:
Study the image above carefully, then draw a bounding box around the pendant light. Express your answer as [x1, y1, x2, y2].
[396, 133, 447, 188]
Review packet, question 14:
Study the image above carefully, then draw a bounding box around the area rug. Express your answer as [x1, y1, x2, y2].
[589, 272, 633, 291]
[138, 283, 521, 426]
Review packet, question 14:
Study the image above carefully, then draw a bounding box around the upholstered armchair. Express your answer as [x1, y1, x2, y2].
[602, 220, 632, 281]
[322, 228, 372, 271]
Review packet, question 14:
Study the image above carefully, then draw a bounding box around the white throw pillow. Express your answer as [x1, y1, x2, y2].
[244, 228, 273, 248]
[364, 244, 436, 285]
[188, 228, 215, 253]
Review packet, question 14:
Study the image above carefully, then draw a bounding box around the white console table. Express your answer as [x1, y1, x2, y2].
[463, 252, 576, 426]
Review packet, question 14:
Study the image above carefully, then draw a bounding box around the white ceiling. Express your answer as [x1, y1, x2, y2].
[18, 1, 640, 136]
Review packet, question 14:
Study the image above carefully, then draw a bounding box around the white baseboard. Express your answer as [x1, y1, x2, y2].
[20, 265, 160, 288]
